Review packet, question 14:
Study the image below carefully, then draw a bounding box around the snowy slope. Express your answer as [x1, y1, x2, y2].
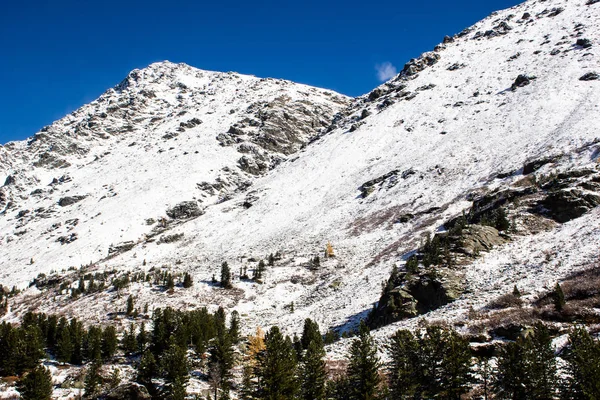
[2, 0, 600, 351]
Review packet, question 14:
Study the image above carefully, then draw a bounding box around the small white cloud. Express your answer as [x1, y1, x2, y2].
[375, 62, 397, 82]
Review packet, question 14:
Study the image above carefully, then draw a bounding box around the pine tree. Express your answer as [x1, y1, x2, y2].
[253, 260, 266, 281]
[122, 323, 138, 355]
[183, 272, 193, 288]
[209, 314, 234, 399]
[83, 326, 102, 362]
[101, 326, 118, 360]
[16, 365, 53, 400]
[220, 262, 232, 289]
[137, 322, 148, 353]
[554, 282, 566, 311]
[386, 329, 420, 398]
[438, 328, 472, 399]
[301, 318, 322, 351]
[229, 311, 240, 345]
[56, 321, 73, 363]
[161, 339, 189, 399]
[84, 358, 103, 397]
[346, 321, 381, 400]
[126, 295, 135, 316]
[513, 285, 521, 297]
[301, 334, 327, 400]
[166, 274, 175, 291]
[19, 325, 45, 372]
[494, 339, 529, 399]
[561, 326, 600, 399]
[137, 350, 158, 396]
[528, 323, 557, 399]
[268, 253, 275, 266]
[256, 326, 299, 400]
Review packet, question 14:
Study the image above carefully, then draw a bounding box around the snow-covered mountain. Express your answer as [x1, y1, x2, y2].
[1, 0, 600, 354]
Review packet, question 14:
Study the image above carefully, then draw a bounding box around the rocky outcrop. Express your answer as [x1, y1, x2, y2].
[166, 201, 203, 220]
[58, 195, 86, 207]
[458, 225, 508, 256]
[540, 189, 600, 223]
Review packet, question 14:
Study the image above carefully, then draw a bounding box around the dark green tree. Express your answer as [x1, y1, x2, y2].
[84, 358, 103, 398]
[122, 323, 138, 355]
[229, 311, 240, 345]
[346, 321, 381, 400]
[16, 365, 53, 400]
[561, 326, 600, 399]
[183, 272, 193, 288]
[554, 282, 566, 311]
[102, 326, 118, 360]
[256, 326, 299, 400]
[386, 329, 420, 398]
[220, 262, 232, 289]
[494, 339, 529, 399]
[126, 295, 135, 316]
[301, 333, 327, 400]
[161, 339, 189, 399]
[528, 323, 557, 399]
[137, 350, 158, 396]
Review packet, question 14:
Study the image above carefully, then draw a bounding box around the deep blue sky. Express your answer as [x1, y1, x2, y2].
[0, 0, 520, 144]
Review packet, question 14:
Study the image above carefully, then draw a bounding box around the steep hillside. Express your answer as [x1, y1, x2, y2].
[1, 0, 600, 363]
[0, 62, 349, 284]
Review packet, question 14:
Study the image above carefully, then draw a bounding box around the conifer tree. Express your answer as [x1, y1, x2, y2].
[84, 326, 102, 362]
[84, 358, 103, 398]
[183, 272, 193, 288]
[528, 323, 557, 399]
[137, 350, 158, 396]
[56, 321, 73, 363]
[161, 339, 189, 399]
[229, 311, 240, 345]
[220, 262, 232, 289]
[346, 321, 381, 400]
[16, 365, 53, 400]
[137, 322, 148, 353]
[209, 313, 234, 399]
[256, 326, 299, 400]
[513, 285, 521, 297]
[122, 323, 138, 355]
[126, 295, 135, 316]
[387, 329, 420, 398]
[102, 326, 118, 360]
[561, 326, 600, 399]
[494, 339, 529, 399]
[301, 334, 327, 400]
[554, 282, 566, 311]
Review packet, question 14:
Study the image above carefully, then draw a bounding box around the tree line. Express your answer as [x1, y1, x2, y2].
[2, 308, 600, 399]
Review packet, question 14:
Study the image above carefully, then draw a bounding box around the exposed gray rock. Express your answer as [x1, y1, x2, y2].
[540, 189, 600, 223]
[576, 38, 593, 48]
[108, 241, 136, 254]
[580, 72, 599, 81]
[459, 225, 508, 256]
[58, 195, 86, 207]
[166, 201, 203, 219]
[511, 74, 536, 91]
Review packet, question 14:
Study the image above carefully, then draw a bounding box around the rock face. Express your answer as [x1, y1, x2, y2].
[459, 225, 508, 256]
[58, 195, 86, 207]
[368, 268, 464, 328]
[541, 189, 600, 223]
[166, 201, 203, 220]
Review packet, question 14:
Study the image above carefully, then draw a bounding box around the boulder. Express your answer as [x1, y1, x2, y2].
[58, 195, 86, 207]
[104, 382, 151, 400]
[580, 72, 599, 81]
[166, 201, 203, 219]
